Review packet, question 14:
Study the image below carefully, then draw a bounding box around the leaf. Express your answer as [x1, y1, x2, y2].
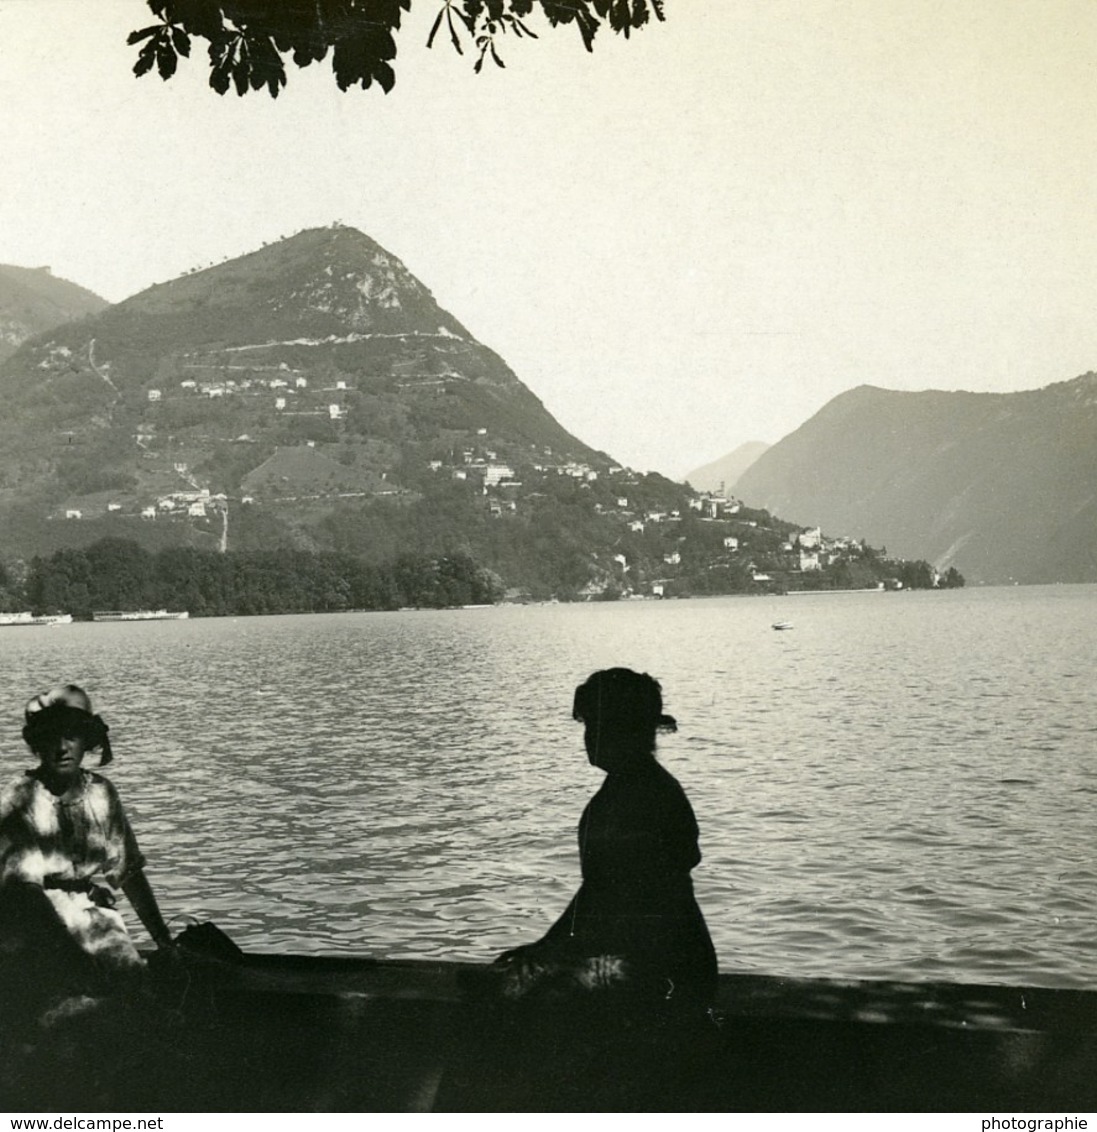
[541, 0, 598, 48]
[179, 0, 229, 40]
[458, 1, 482, 29]
[426, 7, 446, 49]
[144, 0, 224, 40]
[446, 9, 464, 53]
[133, 43, 158, 77]
[171, 26, 191, 57]
[209, 62, 231, 94]
[240, 31, 287, 98]
[126, 25, 160, 45]
[575, 11, 598, 51]
[292, 41, 327, 65]
[156, 40, 179, 79]
[332, 29, 398, 92]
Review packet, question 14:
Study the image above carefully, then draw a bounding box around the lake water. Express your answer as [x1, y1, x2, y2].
[2, 586, 1096, 989]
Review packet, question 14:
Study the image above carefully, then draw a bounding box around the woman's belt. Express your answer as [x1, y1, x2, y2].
[42, 875, 117, 908]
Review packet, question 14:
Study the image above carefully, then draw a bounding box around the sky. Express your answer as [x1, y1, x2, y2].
[1, 1, 1095, 479]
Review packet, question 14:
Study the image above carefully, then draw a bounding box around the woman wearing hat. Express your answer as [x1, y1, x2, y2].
[0, 683, 175, 980]
[434, 669, 720, 1109]
[496, 667, 717, 1006]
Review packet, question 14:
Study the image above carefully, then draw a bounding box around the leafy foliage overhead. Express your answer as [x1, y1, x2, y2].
[128, 0, 666, 97]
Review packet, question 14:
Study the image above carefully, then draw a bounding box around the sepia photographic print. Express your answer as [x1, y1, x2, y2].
[0, 1, 1096, 1119]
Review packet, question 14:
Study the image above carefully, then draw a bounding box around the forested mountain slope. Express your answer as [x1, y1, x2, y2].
[734, 376, 1097, 584]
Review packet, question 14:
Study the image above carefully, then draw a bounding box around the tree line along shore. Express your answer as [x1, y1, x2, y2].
[0, 534, 960, 620]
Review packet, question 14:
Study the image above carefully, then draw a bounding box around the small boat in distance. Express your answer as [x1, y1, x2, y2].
[771, 620, 794, 631]
[0, 611, 72, 627]
[92, 610, 190, 622]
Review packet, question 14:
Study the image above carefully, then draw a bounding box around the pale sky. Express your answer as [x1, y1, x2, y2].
[1, 1, 1095, 478]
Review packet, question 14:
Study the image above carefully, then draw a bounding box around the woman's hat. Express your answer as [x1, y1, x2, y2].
[24, 684, 94, 720]
[22, 684, 113, 764]
[572, 667, 677, 732]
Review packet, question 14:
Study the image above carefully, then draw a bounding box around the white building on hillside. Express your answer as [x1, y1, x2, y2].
[484, 463, 515, 487]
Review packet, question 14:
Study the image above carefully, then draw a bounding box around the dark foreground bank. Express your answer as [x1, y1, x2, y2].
[3, 949, 1095, 1112]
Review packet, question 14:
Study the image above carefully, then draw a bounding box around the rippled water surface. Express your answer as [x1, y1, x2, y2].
[3, 586, 1097, 988]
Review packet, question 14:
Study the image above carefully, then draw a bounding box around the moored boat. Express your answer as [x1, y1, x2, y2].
[91, 609, 190, 622]
[0, 611, 72, 627]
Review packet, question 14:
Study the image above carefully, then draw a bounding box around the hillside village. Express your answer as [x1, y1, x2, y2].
[41, 398, 945, 602]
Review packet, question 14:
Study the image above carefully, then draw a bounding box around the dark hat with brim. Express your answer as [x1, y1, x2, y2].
[23, 684, 112, 764]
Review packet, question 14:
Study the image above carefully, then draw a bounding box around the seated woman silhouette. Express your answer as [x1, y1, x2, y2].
[496, 667, 717, 1008]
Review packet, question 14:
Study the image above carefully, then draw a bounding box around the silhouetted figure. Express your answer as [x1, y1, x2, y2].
[438, 668, 720, 1111]
[497, 667, 717, 1007]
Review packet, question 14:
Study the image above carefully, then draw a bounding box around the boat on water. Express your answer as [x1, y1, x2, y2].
[91, 609, 190, 622]
[772, 620, 794, 630]
[0, 611, 72, 627]
[4, 949, 1096, 1111]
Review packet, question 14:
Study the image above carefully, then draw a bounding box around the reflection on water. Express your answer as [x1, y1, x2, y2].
[3, 585, 1097, 988]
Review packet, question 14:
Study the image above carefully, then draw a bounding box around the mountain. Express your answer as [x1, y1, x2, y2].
[0, 265, 108, 363]
[685, 441, 769, 494]
[733, 375, 1097, 584]
[0, 226, 942, 602]
[0, 226, 673, 596]
[0, 225, 602, 515]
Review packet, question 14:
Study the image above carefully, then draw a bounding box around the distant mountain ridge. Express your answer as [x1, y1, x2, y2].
[0, 264, 108, 363]
[685, 441, 769, 494]
[733, 375, 1097, 584]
